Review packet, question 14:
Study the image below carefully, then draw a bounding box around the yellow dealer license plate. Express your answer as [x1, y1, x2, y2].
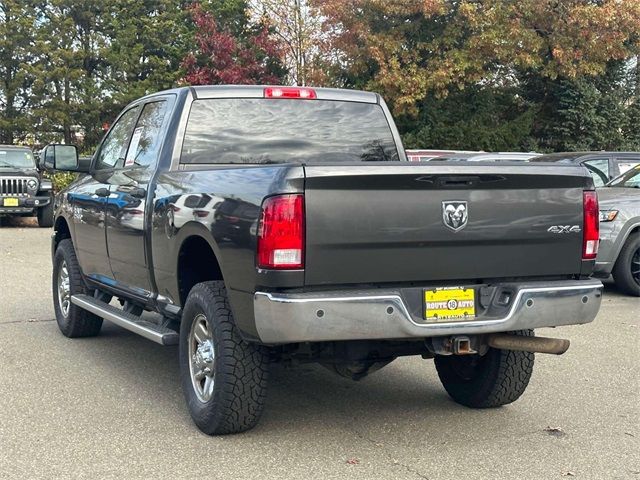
[425, 287, 476, 322]
[3, 198, 19, 207]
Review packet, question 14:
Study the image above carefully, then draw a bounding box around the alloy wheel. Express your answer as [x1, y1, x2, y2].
[189, 313, 216, 402]
[632, 248, 640, 287]
[57, 260, 71, 317]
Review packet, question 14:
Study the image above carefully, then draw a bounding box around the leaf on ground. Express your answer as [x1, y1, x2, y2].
[346, 458, 360, 465]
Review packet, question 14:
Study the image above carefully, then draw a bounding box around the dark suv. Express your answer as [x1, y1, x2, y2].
[0, 145, 54, 227]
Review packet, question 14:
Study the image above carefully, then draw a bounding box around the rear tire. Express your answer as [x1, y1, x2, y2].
[179, 281, 269, 435]
[434, 330, 534, 408]
[612, 233, 640, 296]
[53, 239, 103, 337]
[37, 194, 54, 228]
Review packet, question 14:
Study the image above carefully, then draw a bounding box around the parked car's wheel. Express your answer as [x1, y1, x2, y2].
[37, 195, 54, 228]
[434, 330, 534, 408]
[53, 239, 103, 337]
[612, 233, 640, 296]
[179, 281, 269, 435]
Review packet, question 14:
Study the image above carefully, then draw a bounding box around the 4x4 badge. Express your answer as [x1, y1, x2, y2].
[442, 201, 468, 232]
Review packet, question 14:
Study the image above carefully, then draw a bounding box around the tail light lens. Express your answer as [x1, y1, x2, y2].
[264, 87, 316, 99]
[257, 194, 304, 269]
[583, 191, 599, 259]
[193, 210, 209, 218]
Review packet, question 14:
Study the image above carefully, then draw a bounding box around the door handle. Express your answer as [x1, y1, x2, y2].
[94, 188, 110, 197]
[129, 187, 146, 199]
[437, 176, 480, 187]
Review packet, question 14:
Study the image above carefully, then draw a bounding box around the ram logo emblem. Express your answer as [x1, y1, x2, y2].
[442, 201, 468, 232]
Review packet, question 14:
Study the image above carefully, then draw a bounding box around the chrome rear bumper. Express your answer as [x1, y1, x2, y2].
[253, 279, 603, 344]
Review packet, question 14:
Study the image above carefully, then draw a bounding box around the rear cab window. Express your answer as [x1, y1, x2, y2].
[180, 98, 399, 164]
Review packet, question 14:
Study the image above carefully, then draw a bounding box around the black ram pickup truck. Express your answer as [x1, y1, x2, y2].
[47, 86, 603, 435]
[0, 145, 54, 227]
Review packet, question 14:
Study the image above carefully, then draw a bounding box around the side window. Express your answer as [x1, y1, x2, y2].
[95, 107, 140, 170]
[44, 147, 54, 165]
[615, 158, 640, 176]
[583, 158, 610, 187]
[124, 101, 169, 168]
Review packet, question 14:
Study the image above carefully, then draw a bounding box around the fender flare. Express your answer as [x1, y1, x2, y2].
[39, 178, 53, 192]
[611, 221, 640, 264]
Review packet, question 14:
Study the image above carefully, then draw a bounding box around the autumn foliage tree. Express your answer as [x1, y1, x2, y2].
[182, 3, 284, 85]
[249, 0, 339, 86]
[1, 0, 639, 153]
[319, 0, 640, 116]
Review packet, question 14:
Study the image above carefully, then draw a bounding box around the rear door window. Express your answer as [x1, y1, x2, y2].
[615, 157, 640, 176]
[124, 101, 169, 168]
[180, 99, 399, 164]
[582, 158, 610, 187]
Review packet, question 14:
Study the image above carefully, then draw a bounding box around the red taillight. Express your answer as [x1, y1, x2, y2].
[193, 210, 209, 218]
[583, 191, 599, 260]
[257, 194, 304, 269]
[264, 87, 316, 99]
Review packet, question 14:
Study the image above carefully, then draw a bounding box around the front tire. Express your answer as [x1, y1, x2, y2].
[612, 233, 640, 296]
[53, 239, 103, 337]
[179, 281, 269, 435]
[434, 330, 534, 408]
[37, 194, 54, 228]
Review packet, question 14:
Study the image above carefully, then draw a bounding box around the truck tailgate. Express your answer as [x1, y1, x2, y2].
[304, 163, 592, 286]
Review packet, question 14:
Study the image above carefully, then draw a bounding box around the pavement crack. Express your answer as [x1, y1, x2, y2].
[346, 424, 431, 480]
[0, 318, 55, 326]
[392, 460, 431, 480]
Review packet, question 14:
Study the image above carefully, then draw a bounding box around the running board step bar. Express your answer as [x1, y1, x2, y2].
[71, 294, 178, 346]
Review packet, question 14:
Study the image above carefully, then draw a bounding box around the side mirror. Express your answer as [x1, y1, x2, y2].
[42, 144, 88, 172]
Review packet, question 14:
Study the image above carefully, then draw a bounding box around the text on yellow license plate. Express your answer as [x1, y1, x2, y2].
[3, 198, 19, 207]
[424, 287, 476, 322]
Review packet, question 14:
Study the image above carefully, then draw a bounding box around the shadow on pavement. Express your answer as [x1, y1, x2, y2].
[46, 320, 455, 435]
[37, 278, 635, 435]
[0, 216, 39, 228]
[600, 277, 630, 298]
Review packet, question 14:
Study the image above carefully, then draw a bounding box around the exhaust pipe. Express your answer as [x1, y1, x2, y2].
[487, 334, 570, 355]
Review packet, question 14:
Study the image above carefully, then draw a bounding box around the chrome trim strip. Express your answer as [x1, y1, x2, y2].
[253, 280, 603, 344]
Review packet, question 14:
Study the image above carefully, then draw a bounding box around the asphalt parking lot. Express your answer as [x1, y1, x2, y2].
[0, 217, 638, 480]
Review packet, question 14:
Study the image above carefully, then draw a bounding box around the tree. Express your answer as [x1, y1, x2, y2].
[0, 1, 40, 144]
[320, 0, 640, 117]
[103, 1, 191, 104]
[400, 85, 538, 151]
[540, 62, 632, 151]
[33, 0, 109, 146]
[34, 0, 192, 151]
[249, 0, 338, 86]
[182, 3, 285, 85]
[622, 57, 640, 150]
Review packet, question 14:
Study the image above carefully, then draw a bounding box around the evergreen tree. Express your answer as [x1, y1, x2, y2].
[0, 1, 40, 144]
